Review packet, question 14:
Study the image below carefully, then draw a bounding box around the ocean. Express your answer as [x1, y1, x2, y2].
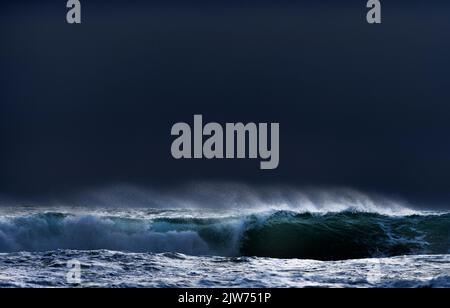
[0, 206, 449, 288]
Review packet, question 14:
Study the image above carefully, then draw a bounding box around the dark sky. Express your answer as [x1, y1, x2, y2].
[1, 1, 450, 207]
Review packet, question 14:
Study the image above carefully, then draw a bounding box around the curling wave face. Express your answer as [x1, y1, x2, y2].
[0, 209, 448, 260]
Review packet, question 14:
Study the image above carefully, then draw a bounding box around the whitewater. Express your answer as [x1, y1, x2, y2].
[0, 187, 448, 288]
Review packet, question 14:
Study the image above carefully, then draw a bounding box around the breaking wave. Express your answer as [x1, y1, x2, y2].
[0, 210, 448, 260]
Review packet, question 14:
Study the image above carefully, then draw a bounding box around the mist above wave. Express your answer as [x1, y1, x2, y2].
[0, 184, 421, 216]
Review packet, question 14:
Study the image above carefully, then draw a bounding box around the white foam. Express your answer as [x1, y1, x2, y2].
[0, 214, 211, 255]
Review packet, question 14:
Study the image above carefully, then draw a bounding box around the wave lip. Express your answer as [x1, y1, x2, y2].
[0, 209, 449, 260]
